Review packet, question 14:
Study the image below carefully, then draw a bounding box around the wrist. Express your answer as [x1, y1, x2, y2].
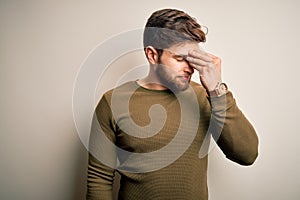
[208, 82, 228, 97]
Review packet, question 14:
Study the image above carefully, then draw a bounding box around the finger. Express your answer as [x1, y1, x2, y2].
[186, 56, 210, 67]
[188, 62, 205, 74]
[206, 53, 221, 65]
[189, 64, 214, 80]
[188, 50, 212, 62]
[206, 52, 217, 59]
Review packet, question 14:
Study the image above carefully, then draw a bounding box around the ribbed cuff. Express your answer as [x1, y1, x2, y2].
[208, 91, 234, 111]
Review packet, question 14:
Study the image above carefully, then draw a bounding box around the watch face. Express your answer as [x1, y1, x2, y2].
[212, 83, 228, 97]
[217, 83, 228, 96]
[220, 84, 226, 92]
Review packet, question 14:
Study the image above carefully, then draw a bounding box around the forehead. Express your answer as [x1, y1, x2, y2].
[165, 42, 200, 55]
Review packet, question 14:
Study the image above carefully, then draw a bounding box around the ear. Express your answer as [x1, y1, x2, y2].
[144, 46, 159, 64]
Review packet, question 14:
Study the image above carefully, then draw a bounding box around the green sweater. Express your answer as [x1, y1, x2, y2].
[87, 81, 258, 200]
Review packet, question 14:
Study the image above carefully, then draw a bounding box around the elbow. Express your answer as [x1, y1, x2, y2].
[239, 150, 258, 166]
[220, 131, 260, 166]
[243, 135, 259, 165]
[226, 144, 259, 166]
[238, 133, 259, 166]
[228, 151, 258, 166]
[237, 142, 259, 166]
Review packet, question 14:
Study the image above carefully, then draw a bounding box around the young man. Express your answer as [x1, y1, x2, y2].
[87, 8, 259, 200]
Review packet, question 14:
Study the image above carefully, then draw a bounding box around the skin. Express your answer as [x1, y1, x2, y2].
[138, 41, 222, 94]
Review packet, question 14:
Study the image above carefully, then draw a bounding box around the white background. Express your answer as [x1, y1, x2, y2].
[1, 0, 300, 199]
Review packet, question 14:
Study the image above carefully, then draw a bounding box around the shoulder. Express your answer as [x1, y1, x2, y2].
[96, 81, 138, 109]
[102, 81, 137, 99]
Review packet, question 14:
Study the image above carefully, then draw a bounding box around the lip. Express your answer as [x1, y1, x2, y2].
[178, 75, 190, 81]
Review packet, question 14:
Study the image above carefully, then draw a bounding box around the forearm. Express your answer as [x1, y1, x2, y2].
[87, 153, 115, 200]
[209, 91, 259, 165]
[87, 97, 117, 200]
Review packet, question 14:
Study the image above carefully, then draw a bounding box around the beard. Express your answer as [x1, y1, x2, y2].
[156, 63, 191, 93]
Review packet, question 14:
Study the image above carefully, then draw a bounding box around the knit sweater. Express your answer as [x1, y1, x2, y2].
[87, 81, 258, 200]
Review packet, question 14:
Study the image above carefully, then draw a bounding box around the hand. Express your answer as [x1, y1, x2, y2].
[186, 50, 222, 92]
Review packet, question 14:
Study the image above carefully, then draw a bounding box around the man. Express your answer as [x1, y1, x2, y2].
[87, 8, 259, 200]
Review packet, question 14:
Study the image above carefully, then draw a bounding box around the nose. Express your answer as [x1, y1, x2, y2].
[183, 60, 194, 75]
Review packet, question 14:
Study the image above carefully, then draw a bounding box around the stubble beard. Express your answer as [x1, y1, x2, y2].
[156, 63, 190, 93]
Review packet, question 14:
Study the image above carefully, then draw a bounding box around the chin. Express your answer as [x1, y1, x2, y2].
[172, 83, 190, 93]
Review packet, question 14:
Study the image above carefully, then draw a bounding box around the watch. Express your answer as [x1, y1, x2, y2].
[209, 82, 228, 97]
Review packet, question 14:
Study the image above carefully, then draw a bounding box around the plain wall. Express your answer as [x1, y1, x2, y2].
[1, 0, 300, 199]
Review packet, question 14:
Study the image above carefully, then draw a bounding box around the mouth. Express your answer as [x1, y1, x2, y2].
[178, 75, 190, 81]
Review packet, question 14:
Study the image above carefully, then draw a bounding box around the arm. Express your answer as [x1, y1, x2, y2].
[87, 153, 115, 199]
[209, 91, 259, 165]
[187, 49, 259, 165]
[87, 95, 117, 199]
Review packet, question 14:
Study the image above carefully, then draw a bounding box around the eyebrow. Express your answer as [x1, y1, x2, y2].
[173, 54, 188, 59]
[168, 51, 186, 57]
[165, 50, 188, 60]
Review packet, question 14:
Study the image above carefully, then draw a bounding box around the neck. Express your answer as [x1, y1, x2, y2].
[137, 72, 167, 90]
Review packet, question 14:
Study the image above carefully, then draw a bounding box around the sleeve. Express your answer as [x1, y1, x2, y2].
[86, 95, 117, 199]
[209, 91, 259, 165]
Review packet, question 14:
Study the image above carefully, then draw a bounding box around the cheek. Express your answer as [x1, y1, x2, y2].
[159, 56, 184, 72]
[164, 60, 183, 71]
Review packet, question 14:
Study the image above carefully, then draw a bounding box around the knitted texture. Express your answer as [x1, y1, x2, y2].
[87, 81, 258, 200]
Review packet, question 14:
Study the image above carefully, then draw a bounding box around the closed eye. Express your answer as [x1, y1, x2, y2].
[174, 55, 187, 62]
